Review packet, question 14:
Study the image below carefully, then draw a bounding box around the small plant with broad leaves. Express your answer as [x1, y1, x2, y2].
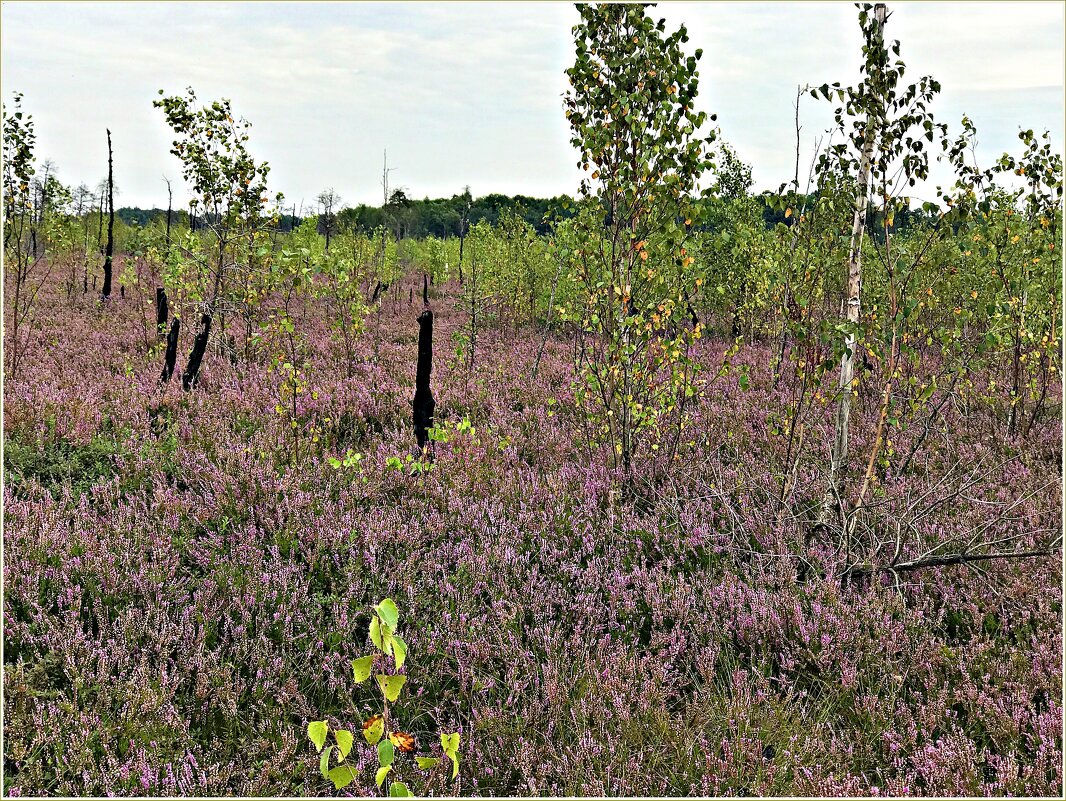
[428, 416, 477, 445]
[307, 599, 460, 796]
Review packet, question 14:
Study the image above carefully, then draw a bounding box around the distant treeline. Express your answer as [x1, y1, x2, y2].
[117, 192, 575, 238]
[116, 190, 940, 239]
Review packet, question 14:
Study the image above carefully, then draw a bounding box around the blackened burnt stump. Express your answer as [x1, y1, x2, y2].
[181, 313, 212, 391]
[412, 309, 435, 451]
[156, 287, 169, 335]
[159, 317, 180, 384]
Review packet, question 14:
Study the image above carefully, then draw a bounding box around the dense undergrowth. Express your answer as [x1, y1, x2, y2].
[3, 273, 1061, 797]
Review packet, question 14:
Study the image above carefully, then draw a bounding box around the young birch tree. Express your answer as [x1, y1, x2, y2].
[563, 2, 716, 484]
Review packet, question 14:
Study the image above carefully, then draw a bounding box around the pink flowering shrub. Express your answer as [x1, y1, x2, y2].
[3, 273, 1061, 796]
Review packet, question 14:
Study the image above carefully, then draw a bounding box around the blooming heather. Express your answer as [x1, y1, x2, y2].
[3, 269, 1062, 797]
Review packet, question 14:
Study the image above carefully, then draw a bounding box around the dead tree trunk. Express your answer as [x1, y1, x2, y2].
[156, 287, 169, 335]
[160, 317, 181, 384]
[412, 309, 435, 452]
[819, 2, 885, 532]
[101, 129, 115, 300]
[182, 313, 212, 391]
[423, 273, 429, 306]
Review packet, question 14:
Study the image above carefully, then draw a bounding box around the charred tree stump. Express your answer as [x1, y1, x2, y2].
[159, 317, 181, 384]
[101, 129, 115, 300]
[181, 313, 212, 391]
[423, 273, 429, 306]
[409, 287, 414, 305]
[156, 287, 169, 335]
[683, 289, 699, 327]
[412, 309, 436, 452]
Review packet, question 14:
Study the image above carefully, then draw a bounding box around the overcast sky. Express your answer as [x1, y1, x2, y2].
[2, 1, 1062, 209]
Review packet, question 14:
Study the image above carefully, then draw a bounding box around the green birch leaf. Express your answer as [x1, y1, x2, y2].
[328, 764, 356, 790]
[352, 655, 374, 683]
[440, 732, 460, 756]
[376, 674, 407, 703]
[392, 636, 407, 669]
[375, 598, 399, 629]
[369, 615, 382, 650]
[334, 729, 354, 760]
[307, 720, 328, 752]
[375, 765, 392, 788]
[378, 738, 395, 768]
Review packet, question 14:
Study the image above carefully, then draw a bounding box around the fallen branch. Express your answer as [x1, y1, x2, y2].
[843, 547, 1055, 579]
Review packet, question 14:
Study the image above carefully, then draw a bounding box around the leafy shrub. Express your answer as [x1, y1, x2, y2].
[307, 599, 460, 796]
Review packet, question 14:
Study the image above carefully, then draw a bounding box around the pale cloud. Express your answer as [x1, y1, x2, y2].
[1, 1, 1060, 209]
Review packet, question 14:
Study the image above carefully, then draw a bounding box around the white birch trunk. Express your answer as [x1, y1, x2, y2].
[821, 3, 887, 530]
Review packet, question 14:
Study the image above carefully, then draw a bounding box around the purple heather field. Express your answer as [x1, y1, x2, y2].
[2, 267, 1061, 796]
[2, 5, 1063, 794]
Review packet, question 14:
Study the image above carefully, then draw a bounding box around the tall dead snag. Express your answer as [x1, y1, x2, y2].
[156, 287, 169, 335]
[160, 317, 180, 384]
[819, 3, 886, 530]
[96, 182, 105, 250]
[101, 128, 115, 299]
[423, 273, 429, 306]
[181, 313, 211, 391]
[412, 309, 435, 451]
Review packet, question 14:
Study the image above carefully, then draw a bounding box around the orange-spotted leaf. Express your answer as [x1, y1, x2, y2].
[389, 731, 417, 752]
[362, 714, 384, 745]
